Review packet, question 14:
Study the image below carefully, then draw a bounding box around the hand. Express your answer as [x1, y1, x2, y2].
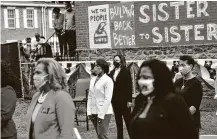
[97, 118, 103, 126]
[127, 102, 132, 108]
[189, 106, 196, 115]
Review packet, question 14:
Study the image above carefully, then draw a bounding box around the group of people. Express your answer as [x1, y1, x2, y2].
[1, 55, 204, 139]
[53, 1, 76, 57]
[87, 55, 203, 139]
[21, 33, 53, 62]
[20, 1, 76, 63]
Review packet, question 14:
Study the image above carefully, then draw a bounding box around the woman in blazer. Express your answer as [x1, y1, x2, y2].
[87, 58, 114, 139]
[109, 55, 132, 139]
[26, 58, 75, 139]
[131, 59, 198, 139]
[1, 60, 17, 139]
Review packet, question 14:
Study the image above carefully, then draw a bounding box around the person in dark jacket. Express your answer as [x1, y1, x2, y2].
[131, 59, 198, 139]
[109, 55, 132, 139]
[1, 60, 17, 139]
[174, 55, 203, 136]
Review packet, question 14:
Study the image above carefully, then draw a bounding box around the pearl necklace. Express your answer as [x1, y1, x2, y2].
[38, 92, 48, 104]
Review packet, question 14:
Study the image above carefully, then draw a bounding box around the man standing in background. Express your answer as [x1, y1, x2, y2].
[53, 7, 65, 56]
[63, 1, 76, 57]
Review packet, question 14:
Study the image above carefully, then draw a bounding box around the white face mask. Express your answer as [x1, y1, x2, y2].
[179, 65, 191, 75]
[138, 79, 154, 96]
[34, 74, 48, 90]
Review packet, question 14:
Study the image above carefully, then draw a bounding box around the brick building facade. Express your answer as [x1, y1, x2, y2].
[1, 1, 65, 45]
[75, 1, 217, 61]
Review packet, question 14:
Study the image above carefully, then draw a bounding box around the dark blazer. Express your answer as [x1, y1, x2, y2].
[26, 89, 76, 139]
[131, 93, 198, 139]
[109, 67, 132, 104]
[1, 86, 17, 138]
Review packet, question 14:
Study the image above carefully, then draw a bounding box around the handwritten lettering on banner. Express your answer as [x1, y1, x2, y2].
[88, 4, 111, 48]
[110, 2, 136, 48]
[136, 1, 217, 46]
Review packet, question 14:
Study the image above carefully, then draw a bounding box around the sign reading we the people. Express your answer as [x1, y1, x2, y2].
[135, 1, 217, 46]
[88, 4, 111, 49]
[109, 2, 135, 48]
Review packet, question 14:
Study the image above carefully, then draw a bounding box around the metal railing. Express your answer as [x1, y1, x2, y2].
[46, 32, 79, 61]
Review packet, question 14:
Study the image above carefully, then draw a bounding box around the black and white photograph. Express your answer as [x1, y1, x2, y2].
[1, 1, 217, 139]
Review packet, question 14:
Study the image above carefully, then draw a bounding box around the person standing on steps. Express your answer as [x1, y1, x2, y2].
[53, 7, 64, 56]
[63, 1, 76, 57]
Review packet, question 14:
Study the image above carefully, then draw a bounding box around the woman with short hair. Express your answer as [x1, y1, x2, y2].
[26, 58, 75, 139]
[87, 58, 114, 139]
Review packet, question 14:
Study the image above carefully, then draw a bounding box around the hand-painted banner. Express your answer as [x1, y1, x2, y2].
[88, 2, 217, 48]
[135, 1, 217, 46]
[88, 4, 111, 49]
[109, 2, 135, 48]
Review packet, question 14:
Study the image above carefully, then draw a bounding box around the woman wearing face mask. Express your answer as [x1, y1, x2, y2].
[26, 58, 76, 139]
[109, 55, 132, 139]
[174, 56, 203, 136]
[87, 59, 114, 139]
[131, 59, 198, 139]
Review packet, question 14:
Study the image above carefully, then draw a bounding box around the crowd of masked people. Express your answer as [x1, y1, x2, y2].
[3, 55, 215, 139]
[20, 1, 76, 63]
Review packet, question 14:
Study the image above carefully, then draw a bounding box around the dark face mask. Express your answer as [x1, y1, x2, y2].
[113, 61, 120, 68]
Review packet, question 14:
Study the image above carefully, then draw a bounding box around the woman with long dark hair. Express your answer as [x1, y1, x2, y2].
[131, 59, 198, 139]
[109, 55, 132, 139]
[1, 60, 18, 139]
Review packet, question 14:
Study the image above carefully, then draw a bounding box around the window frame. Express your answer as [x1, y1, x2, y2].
[7, 7, 16, 29]
[26, 8, 34, 28]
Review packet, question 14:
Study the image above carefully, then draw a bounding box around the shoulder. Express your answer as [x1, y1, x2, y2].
[105, 74, 113, 81]
[54, 90, 72, 102]
[104, 74, 113, 84]
[192, 77, 201, 85]
[175, 77, 182, 83]
[90, 76, 97, 82]
[121, 67, 129, 73]
[163, 92, 185, 105]
[1, 86, 17, 99]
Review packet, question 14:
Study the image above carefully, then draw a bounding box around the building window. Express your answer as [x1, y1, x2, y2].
[26, 9, 34, 28]
[8, 9, 15, 28]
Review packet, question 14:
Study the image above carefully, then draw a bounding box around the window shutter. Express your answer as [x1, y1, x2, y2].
[15, 9, 20, 28]
[4, 9, 8, 28]
[23, 9, 27, 28]
[49, 9, 53, 28]
[34, 9, 38, 28]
